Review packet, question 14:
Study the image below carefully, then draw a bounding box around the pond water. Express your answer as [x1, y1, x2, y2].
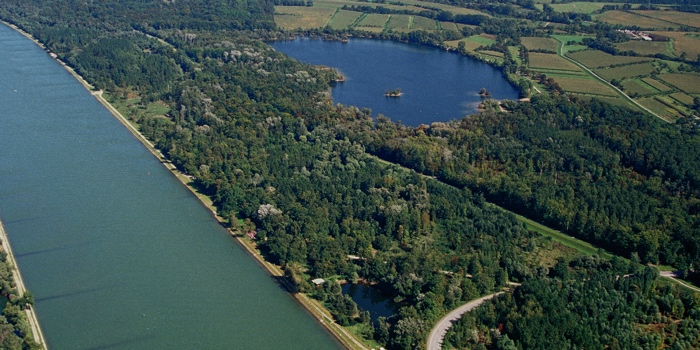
[0, 23, 341, 349]
[342, 283, 396, 323]
[272, 37, 520, 126]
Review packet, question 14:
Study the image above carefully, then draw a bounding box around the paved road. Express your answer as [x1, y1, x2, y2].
[427, 292, 504, 350]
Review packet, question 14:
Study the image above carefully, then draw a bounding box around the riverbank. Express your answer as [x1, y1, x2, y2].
[0, 220, 47, 349]
[0, 20, 365, 350]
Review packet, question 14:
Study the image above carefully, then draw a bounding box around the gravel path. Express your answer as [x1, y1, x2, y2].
[427, 292, 504, 350]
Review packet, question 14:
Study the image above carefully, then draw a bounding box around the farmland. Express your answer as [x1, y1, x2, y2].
[615, 40, 670, 56]
[631, 10, 700, 29]
[658, 73, 700, 94]
[568, 50, 653, 68]
[273, 2, 700, 122]
[522, 37, 559, 52]
[529, 53, 582, 72]
[595, 62, 657, 81]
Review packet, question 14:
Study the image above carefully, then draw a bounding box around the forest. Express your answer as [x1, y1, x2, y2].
[0, 0, 698, 349]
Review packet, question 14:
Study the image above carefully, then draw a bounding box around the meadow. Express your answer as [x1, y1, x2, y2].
[327, 10, 362, 30]
[529, 52, 582, 71]
[658, 73, 700, 94]
[596, 10, 680, 30]
[568, 50, 652, 68]
[632, 10, 700, 29]
[651, 31, 700, 60]
[615, 40, 670, 56]
[595, 62, 657, 81]
[621, 79, 659, 96]
[553, 76, 618, 96]
[522, 37, 559, 52]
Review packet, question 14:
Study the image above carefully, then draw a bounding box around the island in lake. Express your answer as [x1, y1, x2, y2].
[385, 88, 402, 97]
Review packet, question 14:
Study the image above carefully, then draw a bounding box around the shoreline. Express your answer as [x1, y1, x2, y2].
[0, 220, 47, 349]
[0, 20, 366, 350]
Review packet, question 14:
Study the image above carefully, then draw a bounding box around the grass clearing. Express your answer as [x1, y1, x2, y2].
[595, 62, 657, 81]
[529, 52, 582, 71]
[439, 21, 459, 32]
[596, 10, 680, 29]
[670, 92, 695, 105]
[521, 37, 559, 52]
[275, 6, 336, 29]
[658, 73, 700, 94]
[328, 10, 362, 29]
[411, 16, 437, 30]
[638, 97, 684, 121]
[386, 14, 411, 30]
[615, 40, 669, 56]
[632, 10, 700, 29]
[479, 50, 504, 58]
[621, 79, 659, 96]
[466, 34, 496, 46]
[642, 77, 672, 92]
[568, 50, 652, 68]
[555, 76, 618, 96]
[550, 2, 614, 13]
[357, 13, 390, 27]
[651, 31, 700, 60]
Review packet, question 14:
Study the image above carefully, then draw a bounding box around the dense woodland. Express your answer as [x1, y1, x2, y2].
[0, 0, 699, 349]
[0, 249, 38, 350]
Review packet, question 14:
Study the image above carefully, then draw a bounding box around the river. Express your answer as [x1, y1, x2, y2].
[0, 23, 341, 349]
[272, 37, 520, 126]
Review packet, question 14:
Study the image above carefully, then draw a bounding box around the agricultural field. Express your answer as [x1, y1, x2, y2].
[357, 13, 389, 28]
[327, 10, 362, 30]
[568, 50, 652, 68]
[642, 77, 673, 92]
[596, 10, 680, 30]
[439, 21, 459, 32]
[398, 0, 490, 16]
[274, 6, 335, 29]
[638, 97, 685, 121]
[650, 32, 700, 61]
[631, 10, 700, 29]
[386, 15, 411, 31]
[529, 52, 582, 71]
[479, 50, 504, 58]
[411, 16, 437, 30]
[549, 2, 616, 13]
[595, 62, 657, 81]
[657, 73, 700, 94]
[615, 40, 670, 56]
[521, 37, 559, 52]
[670, 92, 696, 106]
[621, 79, 659, 97]
[553, 76, 618, 97]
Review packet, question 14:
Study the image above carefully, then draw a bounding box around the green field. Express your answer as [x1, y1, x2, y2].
[275, 6, 335, 29]
[550, 2, 615, 13]
[522, 37, 559, 52]
[670, 92, 695, 105]
[529, 52, 582, 71]
[621, 79, 660, 96]
[386, 14, 411, 30]
[642, 77, 673, 92]
[639, 97, 684, 121]
[568, 50, 652, 68]
[596, 10, 680, 30]
[439, 21, 459, 32]
[328, 10, 362, 29]
[357, 13, 389, 27]
[595, 62, 657, 81]
[554, 76, 618, 96]
[651, 31, 700, 60]
[658, 73, 700, 94]
[411, 16, 437, 30]
[632, 10, 700, 29]
[615, 40, 669, 56]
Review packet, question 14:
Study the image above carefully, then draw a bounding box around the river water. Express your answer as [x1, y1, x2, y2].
[272, 37, 520, 126]
[0, 24, 341, 349]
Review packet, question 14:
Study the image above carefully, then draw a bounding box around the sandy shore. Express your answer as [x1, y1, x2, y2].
[0, 19, 366, 350]
[0, 220, 47, 349]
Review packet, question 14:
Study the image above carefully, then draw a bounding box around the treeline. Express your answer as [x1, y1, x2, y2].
[0, 250, 39, 350]
[341, 94, 700, 269]
[444, 259, 700, 349]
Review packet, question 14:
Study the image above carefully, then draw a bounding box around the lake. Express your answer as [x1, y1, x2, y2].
[272, 37, 520, 126]
[0, 23, 341, 349]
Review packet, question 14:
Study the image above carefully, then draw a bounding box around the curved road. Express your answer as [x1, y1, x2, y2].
[427, 292, 504, 350]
